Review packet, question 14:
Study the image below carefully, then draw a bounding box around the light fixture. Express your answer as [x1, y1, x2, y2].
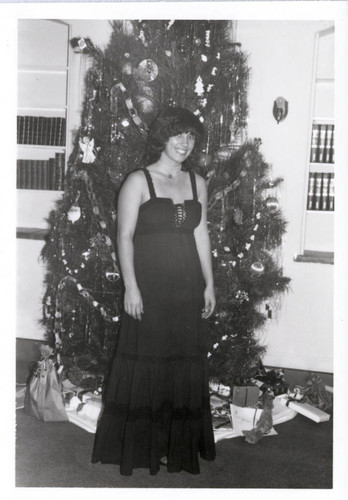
[273, 97, 289, 124]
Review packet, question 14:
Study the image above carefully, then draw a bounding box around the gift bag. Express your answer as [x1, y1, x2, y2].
[24, 345, 68, 422]
[230, 403, 263, 436]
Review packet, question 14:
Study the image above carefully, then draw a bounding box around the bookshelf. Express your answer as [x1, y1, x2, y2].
[299, 27, 334, 258]
[17, 20, 69, 223]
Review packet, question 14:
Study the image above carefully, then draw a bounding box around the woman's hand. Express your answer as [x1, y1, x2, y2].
[202, 286, 216, 319]
[124, 285, 144, 321]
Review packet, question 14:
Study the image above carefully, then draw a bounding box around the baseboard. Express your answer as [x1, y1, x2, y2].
[266, 365, 333, 389]
[16, 338, 333, 389]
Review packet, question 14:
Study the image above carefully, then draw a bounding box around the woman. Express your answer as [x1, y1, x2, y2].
[92, 107, 216, 475]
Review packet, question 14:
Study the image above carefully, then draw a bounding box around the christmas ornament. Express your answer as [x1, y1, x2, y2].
[67, 192, 81, 223]
[110, 85, 118, 114]
[79, 137, 96, 164]
[265, 196, 280, 211]
[251, 262, 265, 274]
[119, 20, 134, 36]
[136, 95, 154, 114]
[121, 62, 133, 75]
[194, 76, 204, 97]
[137, 59, 158, 82]
[194, 37, 202, 46]
[198, 152, 212, 168]
[201, 54, 208, 62]
[217, 144, 232, 161]
[105, 270, 120, 282]
[233, 207, 244, 225]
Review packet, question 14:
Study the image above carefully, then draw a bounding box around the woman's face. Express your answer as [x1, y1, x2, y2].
[162, 132, 195, 164]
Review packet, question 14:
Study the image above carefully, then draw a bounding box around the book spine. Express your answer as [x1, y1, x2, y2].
[55, 152, 65, 190]
[52, 117, 57, 146]
[20, 160, 27, 189]
[25, 160, 32, 189]
[48, 157, 56, 190]
[310, 124, 319, 163]
[321, 173, 329, 211]
[30, 160, 37, 189]
[307, 172, 315, 210]
[322, 125, 328, 163]
[42, 160, 49, 190]
[16, 160, 21, 188]
[17, 116, 21, 144]
[314, 173, 323, 210]
[328, 173, 335, 211]
[57, 118, 63, 146]
[330, 125, 335, 163]
[318, 125, 325, 163]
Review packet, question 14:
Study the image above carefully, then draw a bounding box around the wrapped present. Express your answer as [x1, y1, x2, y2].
[24, 345, 68, 422]
[65, 394, 103, 433]
[279, 395, 330, 423]
[232, 385, 260, 407]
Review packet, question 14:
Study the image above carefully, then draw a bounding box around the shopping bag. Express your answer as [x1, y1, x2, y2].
[230, 403, 263, 436]
[24, 345, 68, 422]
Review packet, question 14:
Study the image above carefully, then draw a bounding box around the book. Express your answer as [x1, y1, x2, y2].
[329, 125, 335, 163]
[48, 157, 56, 190]
[55, 152, 65, 190]
[321, 173, 329, 211]
[318, 125, 325, 163]
[31, 160, 37, 189]
[42, 160, 49, 190]
[310, 124, 319, 163]
[328, 173, 334, 211]
[307, 173, 315, 210]
[314, 173, 322, 210]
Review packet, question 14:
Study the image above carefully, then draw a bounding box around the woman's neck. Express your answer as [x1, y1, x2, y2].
[154, 157, 182, 178]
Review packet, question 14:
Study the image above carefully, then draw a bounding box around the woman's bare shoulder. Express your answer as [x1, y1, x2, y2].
[193, 171, 207, 194]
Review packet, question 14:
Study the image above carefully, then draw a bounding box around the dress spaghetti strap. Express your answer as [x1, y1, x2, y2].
[143, 168, 156, 199]
[189, 170, 198, 201]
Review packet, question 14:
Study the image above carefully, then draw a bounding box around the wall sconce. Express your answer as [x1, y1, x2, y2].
[273, 97, 289, 124]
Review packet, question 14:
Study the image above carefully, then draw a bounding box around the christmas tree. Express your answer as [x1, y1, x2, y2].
[41, 20, 290, 389]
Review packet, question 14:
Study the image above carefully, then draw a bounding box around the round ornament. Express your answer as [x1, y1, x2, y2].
[67, 205, 81, 223]
[137, 59, 158, 82]
[251, 261, 265, 274]
[194, 37, 202, 46]
[265, 196, 280, 211]
[217, 144, 232, 161]
[105, 270, 120, 282]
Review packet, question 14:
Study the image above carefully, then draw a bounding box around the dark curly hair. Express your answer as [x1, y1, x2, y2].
[143, 107, 205, 170]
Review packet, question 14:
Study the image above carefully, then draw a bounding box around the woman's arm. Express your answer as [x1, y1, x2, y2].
[194, 174, 216, 319]
[117, 171, 144, 321]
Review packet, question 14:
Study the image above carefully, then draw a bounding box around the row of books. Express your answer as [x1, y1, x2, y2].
[17, 115, 66, 146]
[17, 153, 65, 190]
[310, 124, 334, 164]
[307, 172, 334, 211]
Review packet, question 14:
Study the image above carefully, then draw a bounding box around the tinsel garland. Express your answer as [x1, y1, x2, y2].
[74, 170, 119, 274]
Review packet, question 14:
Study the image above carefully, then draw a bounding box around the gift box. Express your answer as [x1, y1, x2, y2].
[279, 395, 330, 423]
[232, 386, 260, 407]
[65, 394, 103, 433]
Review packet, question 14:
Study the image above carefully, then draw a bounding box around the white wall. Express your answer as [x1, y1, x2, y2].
[18, 20, 335, 372]
[237, 21, 334, 372]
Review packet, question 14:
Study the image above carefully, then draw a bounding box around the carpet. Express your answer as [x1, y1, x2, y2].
[15, 407, 332, 488]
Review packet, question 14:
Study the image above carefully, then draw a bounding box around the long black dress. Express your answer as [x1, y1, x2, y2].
[92, 168, 216, 475]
